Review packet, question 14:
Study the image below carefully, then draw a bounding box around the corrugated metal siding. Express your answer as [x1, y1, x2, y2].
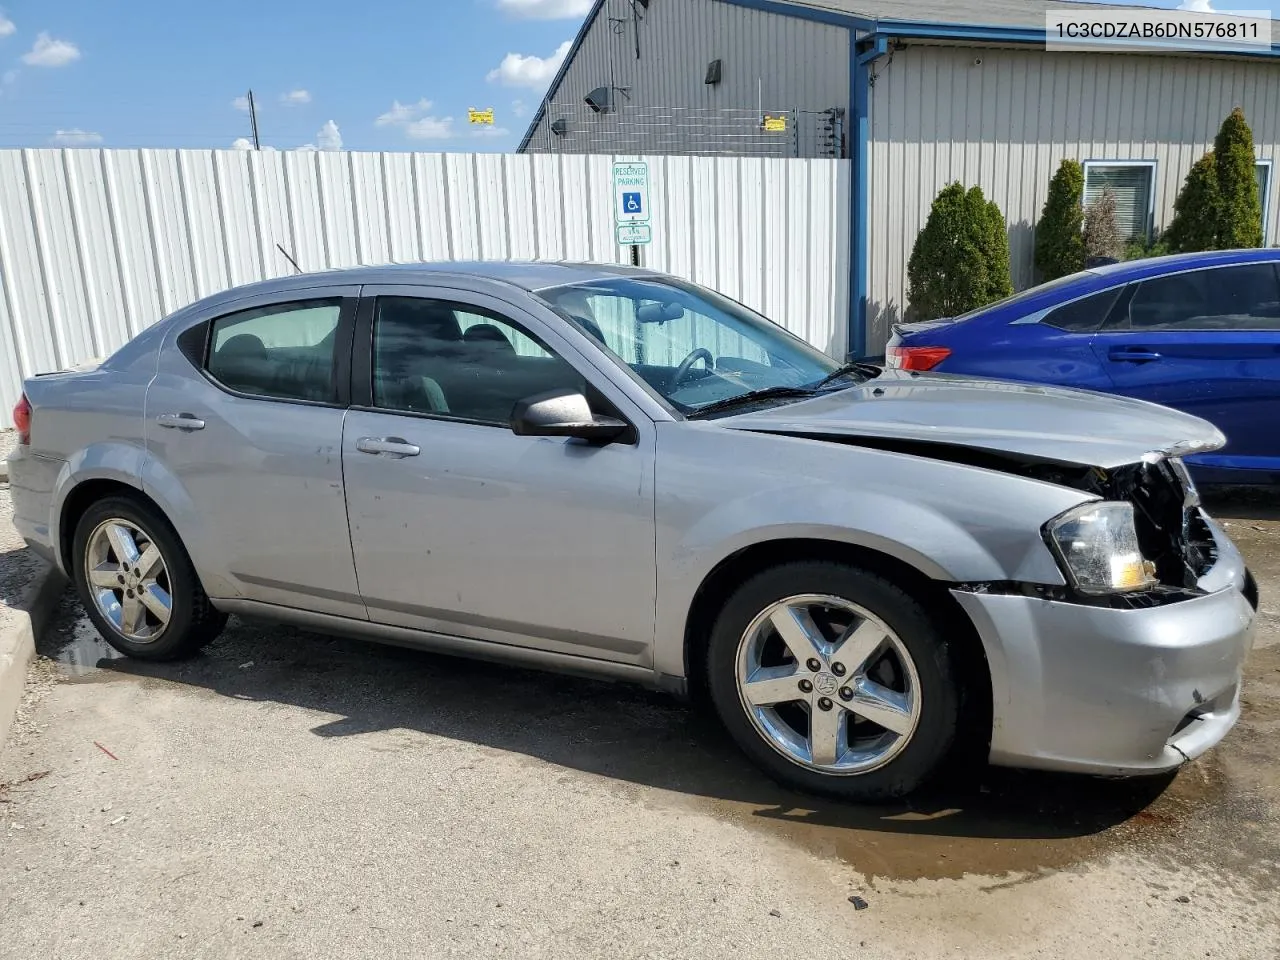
[867, 45, 1280, 351]
[0, 149, 850, 427]
[523, 0, 849, 155]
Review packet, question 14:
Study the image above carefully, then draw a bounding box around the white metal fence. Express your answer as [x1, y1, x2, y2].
[0, 149, 850, 427]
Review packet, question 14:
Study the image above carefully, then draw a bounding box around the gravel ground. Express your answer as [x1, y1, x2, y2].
[1, 485, 1278, 959]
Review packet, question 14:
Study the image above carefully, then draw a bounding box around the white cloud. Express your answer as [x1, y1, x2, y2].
[22, 32, 80, 67]
[232, 95, 251, 112]
[296, 143, 318, 152]
[376, 99, 455, 139]
[231, 137, 254, 150]
[487, 40, 571, 89]
[2, 69, 17, 85]
[1178, 0, 1215, 10]
[375, 98, 427, 126]
[280, 88, 311, 105]
[316, 119, 342, 151]
[497, 0, 591, 19]
[511, 99, 528, 118]
[0, 15, 15, 38]
[51, 128, 102, 146]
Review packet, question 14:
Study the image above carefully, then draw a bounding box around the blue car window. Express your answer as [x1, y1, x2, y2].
[1126, 264, 1280, 331]
[1040, 288, 1123, 333]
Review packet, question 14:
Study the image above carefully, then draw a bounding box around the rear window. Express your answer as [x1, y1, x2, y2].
[1040, 288, 1123, 333]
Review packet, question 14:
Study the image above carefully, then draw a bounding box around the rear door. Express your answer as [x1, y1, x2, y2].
[146, 287, 366, 618]
[1092, 262, 1280, 471]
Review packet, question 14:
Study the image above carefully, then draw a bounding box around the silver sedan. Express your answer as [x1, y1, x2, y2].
[6, 262, 1258, 801]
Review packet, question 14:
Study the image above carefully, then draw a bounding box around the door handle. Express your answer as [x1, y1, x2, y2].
[1107, 346, 1163, 363]
[155, 413, 206, 431]
[356, 436, 420, 458]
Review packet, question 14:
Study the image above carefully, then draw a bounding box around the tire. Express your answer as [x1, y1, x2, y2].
[705, 561, 960, 802]
[71, 494, 227, 661]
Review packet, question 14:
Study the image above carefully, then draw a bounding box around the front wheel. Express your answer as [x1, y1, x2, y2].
[706, 561, 961, 802]
[72, 495, 227, 661]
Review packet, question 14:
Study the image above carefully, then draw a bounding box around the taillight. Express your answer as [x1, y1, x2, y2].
[12, 393, 31, 445]
[888, 345, 951, 371]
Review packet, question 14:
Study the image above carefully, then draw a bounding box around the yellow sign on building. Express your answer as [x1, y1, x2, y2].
[762, 115, 787, 132]
[469, 108, 496, 125]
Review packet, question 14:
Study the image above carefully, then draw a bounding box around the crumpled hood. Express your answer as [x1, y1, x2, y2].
[716, 371, 1225, 469]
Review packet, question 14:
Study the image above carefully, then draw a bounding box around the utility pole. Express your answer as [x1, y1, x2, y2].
[247, 90, 261, 150]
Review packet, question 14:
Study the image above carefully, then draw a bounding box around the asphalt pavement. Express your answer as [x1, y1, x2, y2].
[1, 479, 1278, 959]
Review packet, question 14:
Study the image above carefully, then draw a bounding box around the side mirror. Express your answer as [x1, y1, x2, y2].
[510, 390, 633, 444]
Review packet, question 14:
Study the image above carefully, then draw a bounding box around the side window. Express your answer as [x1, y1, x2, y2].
[371, 297, 586, 424]
[206, 299, 342, 402]
[1040, 288, 1122, 333]
[1127, 265, 1280, 331]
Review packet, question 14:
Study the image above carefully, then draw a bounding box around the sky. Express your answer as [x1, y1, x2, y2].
[0, 0, 1228, 154]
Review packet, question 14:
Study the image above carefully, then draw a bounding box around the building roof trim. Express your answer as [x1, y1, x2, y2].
[516, 0, 610, 153]
[518, 0, 1280, 151]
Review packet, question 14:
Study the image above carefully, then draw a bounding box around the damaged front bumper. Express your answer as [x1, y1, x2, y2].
[953, 514, 1257, 775]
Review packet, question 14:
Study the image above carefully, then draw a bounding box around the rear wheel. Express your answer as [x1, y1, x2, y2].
[706, 561, 960, 801]
[72, 495, 226, 660]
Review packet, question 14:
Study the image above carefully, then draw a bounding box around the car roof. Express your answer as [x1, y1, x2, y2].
[1083, 248, 1280, 283]
[192, 260, 660, 311]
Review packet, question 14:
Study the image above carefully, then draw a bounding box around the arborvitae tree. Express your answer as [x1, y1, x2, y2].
[1214, 106, 1263, 248]
[1164, 152, 1220, 253]
[980, 194, 1014, 302]
[907, 182, 1011, 320]
[1034, 159, 1086, 281]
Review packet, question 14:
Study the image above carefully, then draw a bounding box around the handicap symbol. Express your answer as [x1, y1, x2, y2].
[622, 191, 643, 214]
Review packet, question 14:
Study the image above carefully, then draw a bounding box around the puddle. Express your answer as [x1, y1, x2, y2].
[38, 598, 125, 677]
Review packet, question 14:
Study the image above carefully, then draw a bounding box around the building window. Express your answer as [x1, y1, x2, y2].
[1083, 161, 1155, 242]
[1256, 160, 1272, 242]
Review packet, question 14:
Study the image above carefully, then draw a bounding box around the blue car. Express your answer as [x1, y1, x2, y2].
[887, 250, 1280, 484]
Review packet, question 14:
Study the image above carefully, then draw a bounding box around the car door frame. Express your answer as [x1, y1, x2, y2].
[347, 277, 674, 426]
[143, 281, 364, 613]
[341, 278, 667, 663]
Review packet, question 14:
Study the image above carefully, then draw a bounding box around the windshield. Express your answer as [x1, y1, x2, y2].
[535, 276, 843, 414]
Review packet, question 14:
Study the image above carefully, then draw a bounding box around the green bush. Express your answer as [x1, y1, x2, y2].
[1124, 232, 1170, 261]
[1214, 106, 1263, 248]
[1165, 152, 1219, 253]
[907, 182, 1012, 320]
[981, 196, 1014, 301]
[1034, 159, 1086, 281]
[1083, 188, 1125, 263]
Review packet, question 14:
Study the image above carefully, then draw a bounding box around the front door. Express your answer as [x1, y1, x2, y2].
[146, 289, 366, 618]
[1093, 262, 1280, 474]
[341, 287, 656, 665]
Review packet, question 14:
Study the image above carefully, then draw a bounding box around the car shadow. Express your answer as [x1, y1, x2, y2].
[1203, 485, 1280, 523]
[39, 591, 1191, 880]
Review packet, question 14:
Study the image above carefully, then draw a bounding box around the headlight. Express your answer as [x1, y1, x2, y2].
[1045, 501, 1158, 595]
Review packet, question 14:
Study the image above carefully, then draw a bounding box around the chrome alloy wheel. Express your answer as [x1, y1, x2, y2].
[84, 518, 173, 642]
[735, 594, 922, 775]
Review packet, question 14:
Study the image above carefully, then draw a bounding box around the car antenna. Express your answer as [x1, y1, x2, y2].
[275, 243, 303, 274]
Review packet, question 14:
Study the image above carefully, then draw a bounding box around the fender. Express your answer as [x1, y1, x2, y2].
[651, 424, 1094, 680]
[51, 440, 241, 599]
[50, 442, 149, 575]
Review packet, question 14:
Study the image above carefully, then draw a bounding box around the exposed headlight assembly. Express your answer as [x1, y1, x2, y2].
[1045, 501, 1158, 595]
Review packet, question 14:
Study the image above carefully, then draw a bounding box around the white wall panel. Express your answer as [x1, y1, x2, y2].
[0, 148, 849, 427]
